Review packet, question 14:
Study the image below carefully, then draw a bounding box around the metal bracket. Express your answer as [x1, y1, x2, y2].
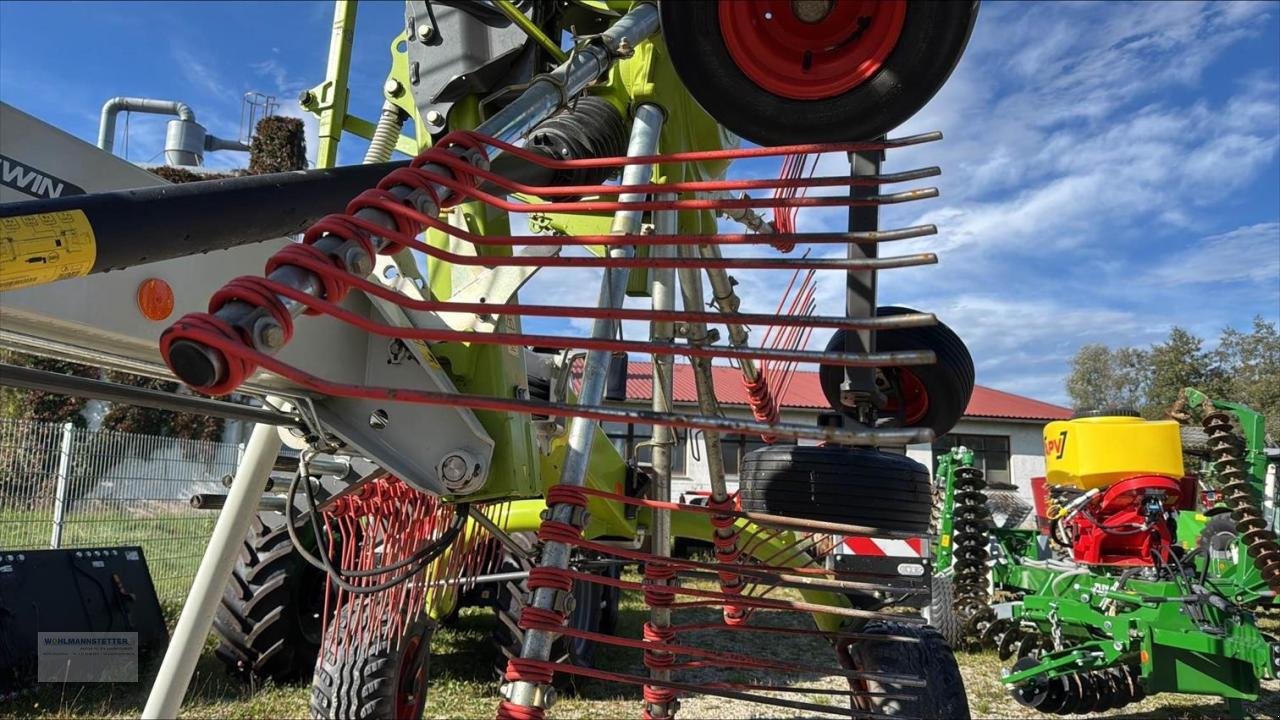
[403, 0, 538, 136]
[308, 258, 495, 496]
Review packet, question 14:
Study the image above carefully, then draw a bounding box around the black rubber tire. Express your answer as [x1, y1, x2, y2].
[213, 513, 329, 683]
[849, 621, 970, 718]
[1072, 407, 1141, 419]
[820, 306, 975, 438]
[490, 535, 618, 688]
[738, 445, 932, 533]
[310, 607, 433, 720]
[924, 572, 965, 648]
[1180, 424, 1212, 457]
[1197, 512, 1239, 553]
[660, 1, 978, 145]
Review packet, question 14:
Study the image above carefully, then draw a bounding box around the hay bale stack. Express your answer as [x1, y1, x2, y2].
[147, 166, 237, 184]
[249, 116, 307, 174]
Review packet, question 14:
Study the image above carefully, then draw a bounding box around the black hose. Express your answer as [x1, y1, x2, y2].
[285, 470, 467, 594]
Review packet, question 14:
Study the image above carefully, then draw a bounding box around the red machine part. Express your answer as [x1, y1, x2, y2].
[1069, 475, 1182, 567]
[718, 0, 906, 101]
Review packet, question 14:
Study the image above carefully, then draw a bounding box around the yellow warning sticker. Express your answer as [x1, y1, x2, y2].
[0, 210, 96, 291]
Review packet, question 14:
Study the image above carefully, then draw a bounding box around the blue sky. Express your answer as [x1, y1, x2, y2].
[2, 1, 1277, 405]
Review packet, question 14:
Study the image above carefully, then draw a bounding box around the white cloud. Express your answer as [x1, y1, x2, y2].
[1145, 223, 1280, 287]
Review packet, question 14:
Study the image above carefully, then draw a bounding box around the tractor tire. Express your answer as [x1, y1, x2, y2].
[1179, 424, 1212, 457]
[310, 605, 433, 720]
[661, 1, 979, 145]
[490, 535, 619, 689]
[848, 621, 970, 719]
[738, 445, 932, 534]
[1197, 512, 1239, 553]
[923, 572, 965, 648]
[213, 513, 329, 683]
[820, 306, 975, 438]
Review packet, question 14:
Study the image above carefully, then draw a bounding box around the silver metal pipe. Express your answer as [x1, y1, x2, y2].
[204, 135, 251, 153]
[677, 250, 732, 509]
[700, 246, 758, 382]
[647, 196, 678, 696]
[98, 96, 195, 152]
[175, 2, 664, 386]
[143, 423, 282, 719]
[481, 2, 660, 144]
[507, 102, 665, 710]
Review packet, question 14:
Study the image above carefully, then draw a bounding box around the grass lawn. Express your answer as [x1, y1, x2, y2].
[0, 507, 216, 604]
[5, 580, 1277, 720]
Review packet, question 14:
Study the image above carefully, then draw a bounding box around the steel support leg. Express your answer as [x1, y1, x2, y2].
[841, 145, 885, 422]
[646, 198, 678, 710]
[505, 103, 666, 711]
[142, 423, 282, 719]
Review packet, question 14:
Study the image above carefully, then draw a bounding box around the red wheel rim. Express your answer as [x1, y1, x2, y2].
[884, 368, 929, 425]
[718, 0, 906, 101]
[396, 635, 427, 719]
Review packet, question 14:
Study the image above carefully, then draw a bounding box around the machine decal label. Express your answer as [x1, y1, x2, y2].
[1045, 430, 1069, 459]
[0, 210, 96, 291]
[0, 154, 84, 199]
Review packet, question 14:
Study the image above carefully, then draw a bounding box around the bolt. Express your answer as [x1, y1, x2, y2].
[345, 246, 373, 276]
[253, 316, 286, 351]
[426, 110, 445, 127]
[542, 686, 558, 710]
[440, 454, 469, 485]
[384, 79, 404, 98]
[298, 90, 316, 108]
[369, 409, 390, 430]
[416, 24, 434, 42]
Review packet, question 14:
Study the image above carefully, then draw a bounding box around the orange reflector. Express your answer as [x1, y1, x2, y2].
[1140, 650, 1150, 664]
[137, 278, 175, 321]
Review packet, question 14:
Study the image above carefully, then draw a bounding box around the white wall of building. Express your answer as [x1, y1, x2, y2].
[663, 405, 1050, 507]
[907, 417, 1047, 503]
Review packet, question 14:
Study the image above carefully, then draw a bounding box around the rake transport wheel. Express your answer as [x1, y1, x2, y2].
[820, 306, 976, 438]
[213, 512, 330, 682]
[311, 604, 433, 720]
[739, 445, 932, 533]
[847, 621, 970, 719]
[660, 0, 978, 145]
[923, 571, 965, 647]
[490, 537, 620, 689]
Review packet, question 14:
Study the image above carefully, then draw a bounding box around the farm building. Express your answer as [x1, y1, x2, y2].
[608, 361, 1072, 505]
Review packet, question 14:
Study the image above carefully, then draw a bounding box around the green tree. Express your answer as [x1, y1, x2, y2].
[1066, 344, 1150, 412]
[1213, 316, 1280, 433]
[99, 371, 223, 442]
[1144, 327, 1225, 418]
[0, 349, 95, 426]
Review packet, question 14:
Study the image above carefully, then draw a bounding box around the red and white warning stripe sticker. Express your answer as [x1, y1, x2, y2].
[836, 536, 925, 557]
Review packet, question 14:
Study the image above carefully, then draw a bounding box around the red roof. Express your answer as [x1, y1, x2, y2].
[617, 361, 1071, 422]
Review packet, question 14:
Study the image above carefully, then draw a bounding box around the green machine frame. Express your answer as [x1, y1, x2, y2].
[930, 392, 1279, 715]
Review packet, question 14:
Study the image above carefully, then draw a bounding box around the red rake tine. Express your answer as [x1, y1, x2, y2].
[251, 275, 940, 370]
[332, 198, 938, 270]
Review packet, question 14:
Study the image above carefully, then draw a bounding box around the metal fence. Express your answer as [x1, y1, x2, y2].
[0, 418, 240, 604]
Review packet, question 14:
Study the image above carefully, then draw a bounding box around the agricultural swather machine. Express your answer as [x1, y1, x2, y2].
[0, 1, 984, 717]
[925, 393, 1280, 716]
